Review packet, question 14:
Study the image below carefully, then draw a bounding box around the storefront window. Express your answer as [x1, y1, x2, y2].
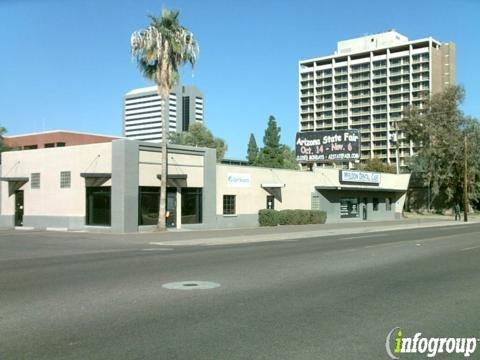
[373, 198, 379, 211]
[181, 188, 202, 224]
[86, 187, 111, 226]
[340, 198, 359, 218]
[138, 187, 179, 226]
[139, 187, 159, 225]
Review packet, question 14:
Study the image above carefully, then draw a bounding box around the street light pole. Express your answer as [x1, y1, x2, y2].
[394, 121, 400, 175]
[395, 135, 400, 175]
[463, 135, 468, 222]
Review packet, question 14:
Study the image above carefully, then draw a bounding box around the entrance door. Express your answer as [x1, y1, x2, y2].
[166, 189, 177, 228]
[15, 190, 24, 226]
[266, 195, 275, 210]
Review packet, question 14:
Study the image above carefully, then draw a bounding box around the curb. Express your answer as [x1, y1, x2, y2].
[149, 220, 479, 247]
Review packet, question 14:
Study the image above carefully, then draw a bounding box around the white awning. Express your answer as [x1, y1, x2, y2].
[0, 177, 29, 196]
[261, 183, 285, 189]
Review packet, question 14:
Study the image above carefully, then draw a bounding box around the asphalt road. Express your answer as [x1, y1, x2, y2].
[1, 224, 480, 359]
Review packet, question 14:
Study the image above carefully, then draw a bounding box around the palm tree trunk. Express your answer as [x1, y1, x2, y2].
[158, 95, 168, 230]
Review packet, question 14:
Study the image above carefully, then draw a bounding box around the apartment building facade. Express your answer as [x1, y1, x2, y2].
[299, 30, 455, 168]
[123, 85, 204, 142]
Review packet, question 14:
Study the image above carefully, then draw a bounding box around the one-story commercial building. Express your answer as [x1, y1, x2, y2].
[0, 139, 410, 232]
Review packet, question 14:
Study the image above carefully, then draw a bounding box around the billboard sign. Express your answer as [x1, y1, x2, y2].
[295, 130, 360, 163]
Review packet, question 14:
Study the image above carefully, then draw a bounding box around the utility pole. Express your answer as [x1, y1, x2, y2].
[393, 121, 400, 175]
[395, 134, 400, 175]
[463, 135, 468, 222]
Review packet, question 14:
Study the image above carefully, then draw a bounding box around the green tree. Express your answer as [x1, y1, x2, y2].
[358, 158, 396, 174]
[131, 9, 198, 230]
[246, 133, 258, 164]
[279, 145, 299, 170]
[169, 123, 227, 161]
[0, 126, 8, 152]
[256, 115, 298, 170]
[401, 85, 480, 212]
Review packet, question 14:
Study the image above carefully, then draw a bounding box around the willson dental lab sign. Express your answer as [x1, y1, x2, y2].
[341, 170, 381, 185]
[295, 130, 360, 162]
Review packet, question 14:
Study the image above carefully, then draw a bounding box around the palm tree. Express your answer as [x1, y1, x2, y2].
[131, 9, 198, 230]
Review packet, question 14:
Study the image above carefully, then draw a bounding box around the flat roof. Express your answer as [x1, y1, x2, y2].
[299, 37, 443, 65]
[316, 186, 406, 193]
[4, 130, 120, 139]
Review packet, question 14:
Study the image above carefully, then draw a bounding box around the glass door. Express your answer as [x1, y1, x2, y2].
[14, 190, 24, 226]
[166, 189, 177, 228]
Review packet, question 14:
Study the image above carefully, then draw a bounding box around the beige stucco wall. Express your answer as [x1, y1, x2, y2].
[138, 150, 204, 187]
[216, 165, 410, 215]
[1, 143, 112, 217]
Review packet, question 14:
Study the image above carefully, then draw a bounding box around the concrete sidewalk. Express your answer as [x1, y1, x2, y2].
[145, 216, 480, 247]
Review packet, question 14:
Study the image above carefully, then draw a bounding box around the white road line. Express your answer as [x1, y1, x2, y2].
[342, 233, 386, 240]
[460, 245, 480, 252]
[364, 243, 396, 249]
[141, 248, 173, 251]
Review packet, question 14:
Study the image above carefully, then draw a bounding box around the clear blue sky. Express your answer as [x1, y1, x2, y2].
[1, 0, 479, 159]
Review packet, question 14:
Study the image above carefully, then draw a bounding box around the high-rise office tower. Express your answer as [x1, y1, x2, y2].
[123, 85, 204, 142]
[298, 30, 455, 168]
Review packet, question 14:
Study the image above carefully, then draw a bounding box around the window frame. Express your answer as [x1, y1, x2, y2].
[31, 173, 40, 189]
[60, 171, 71, 189]
[223, 195, 236, 215]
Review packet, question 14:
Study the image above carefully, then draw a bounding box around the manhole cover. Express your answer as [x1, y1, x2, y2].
[162, 281, 220, 290]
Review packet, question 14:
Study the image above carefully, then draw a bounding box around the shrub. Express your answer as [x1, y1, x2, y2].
[258, 209, 279, 226]
[259, 209, 327, 226]
[309, 210, 327, 224]
[278, 209, 292, 225]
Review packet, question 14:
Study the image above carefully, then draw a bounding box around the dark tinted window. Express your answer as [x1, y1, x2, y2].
[223, 195, 236, 215]
[182, 188, 202, 224]
[138, 187, 159, 226]
[86, 187, 111, 226]
[182, 96, 190, 131]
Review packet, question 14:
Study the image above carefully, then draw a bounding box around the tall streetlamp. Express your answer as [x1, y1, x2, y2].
[389, 132, 400, 175]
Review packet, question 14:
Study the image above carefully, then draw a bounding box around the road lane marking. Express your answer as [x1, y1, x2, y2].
[342, 233, 386, 240]
[460, 245, 480, 252]
[141, 248, 173, 251]
[364, 243, 399, 249]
